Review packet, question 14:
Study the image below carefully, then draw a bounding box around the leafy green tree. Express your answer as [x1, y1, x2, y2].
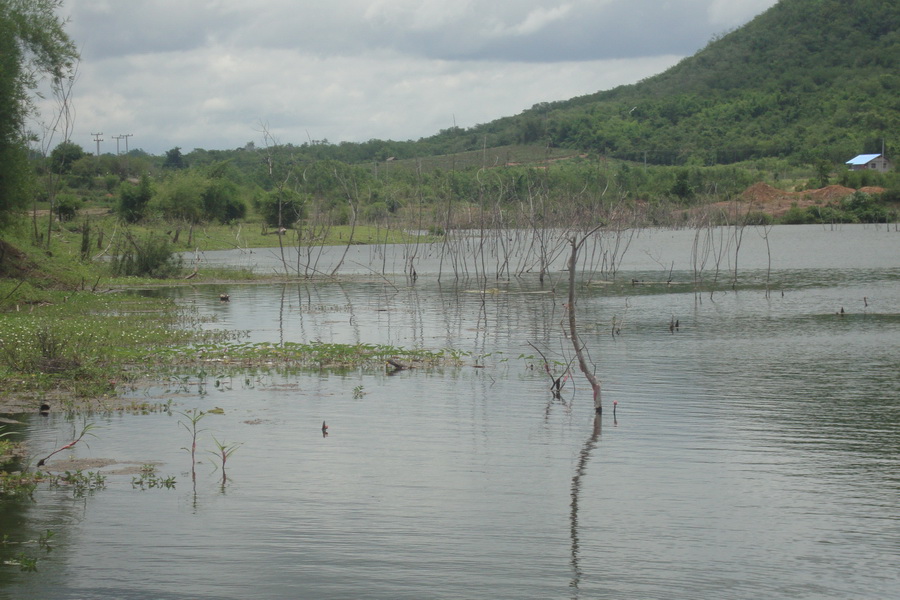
[162, 146, 187, 170]
[49, 140, 86, 174]
[0, 0, 78, 230]
[152, 170, 206, 222]
[118, 175, 153, 223]
[254, 188, 307, 228]
[201, 178, 246, 223]
[152, 170, 245, 224]
[670, 169, 694, 200]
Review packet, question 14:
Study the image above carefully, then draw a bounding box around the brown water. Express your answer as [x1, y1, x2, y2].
[2, 225, 898, 599]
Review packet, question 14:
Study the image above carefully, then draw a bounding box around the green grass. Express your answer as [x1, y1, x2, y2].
[18, 213, 436, 257]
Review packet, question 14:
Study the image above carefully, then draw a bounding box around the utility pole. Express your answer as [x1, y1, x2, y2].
[113, 134, 124, 155]
[122, 134, 133, 177]
[91, 132, 103, 156]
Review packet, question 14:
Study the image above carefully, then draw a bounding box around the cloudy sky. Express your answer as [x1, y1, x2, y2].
[42, 0, 778, 156]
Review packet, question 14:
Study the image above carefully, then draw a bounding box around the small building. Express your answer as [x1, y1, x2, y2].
[846, 153, 892, 173]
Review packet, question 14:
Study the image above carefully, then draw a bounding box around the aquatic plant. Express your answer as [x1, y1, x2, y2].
[36, 422, 96, 467]
[169, 340, 466, 372]
[0, 428, 14, 468]
[0, 291, 237, 401]
[208, 437, 241, 484]
[132, 465, 176, 490]
[178, 409, 207, 480]
[9, 552, 38, 572]
[49, 470, 106, 497]
[0, 471, 43, 498]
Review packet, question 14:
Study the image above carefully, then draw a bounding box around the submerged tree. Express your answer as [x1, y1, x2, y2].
[567, 226, 604, 413]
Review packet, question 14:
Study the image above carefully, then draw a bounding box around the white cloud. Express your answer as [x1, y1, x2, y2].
[44, 0, 778, 154]
[707, 0, 774, 27]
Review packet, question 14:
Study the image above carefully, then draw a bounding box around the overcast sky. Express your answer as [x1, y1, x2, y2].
[40, 0, 778, 156]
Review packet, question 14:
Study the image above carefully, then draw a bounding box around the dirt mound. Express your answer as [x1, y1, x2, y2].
[805, 185, 856, 202]
[0, 240, 39, 280]
[860, 186, 887, 195]
[730, 182, 868, 218]
[739, 182, 790, 204]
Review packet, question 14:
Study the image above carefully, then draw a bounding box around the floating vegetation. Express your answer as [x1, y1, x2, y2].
[48, 470, 107, 497]
[160, 341, 468, 372]
[131, 465, 176, 490]
[0, 471, 45, 498]
[0, 291, 240, 404]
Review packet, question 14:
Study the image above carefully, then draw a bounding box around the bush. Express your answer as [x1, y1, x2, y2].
[742, 211, 774, 225]
[362, 201, 390, 222]
[110, 233, 183, 278]
[56, 194, 81, 222]
[202, 181, 246, 223]
[253, 189, 307, 227]
[118, 175, 153, 223]
[841, 191, 890, 223]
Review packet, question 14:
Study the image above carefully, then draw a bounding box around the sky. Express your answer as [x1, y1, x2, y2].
[39, 0, 779, 156]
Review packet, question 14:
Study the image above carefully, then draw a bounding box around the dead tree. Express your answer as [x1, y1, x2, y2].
[567, 227, 603, 413]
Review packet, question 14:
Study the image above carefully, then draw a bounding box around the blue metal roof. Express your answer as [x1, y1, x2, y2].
[846, 154, 882, 165]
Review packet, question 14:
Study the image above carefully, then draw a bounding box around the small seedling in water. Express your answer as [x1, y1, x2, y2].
[208, 437, 242, 484]
[38, 530, 55, 553]
[178, 409, 207, 480]
[36, 422, 96, 467]
[132, 465, 176, 490]
[52, 470, 106, 497]
[353, 385, 366, 399]
[10, 552, 38, 572]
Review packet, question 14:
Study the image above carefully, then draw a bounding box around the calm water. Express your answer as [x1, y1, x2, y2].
[2, 225, 899, 599]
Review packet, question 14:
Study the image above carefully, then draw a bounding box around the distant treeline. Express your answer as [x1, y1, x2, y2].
[35, 139, 899, 231]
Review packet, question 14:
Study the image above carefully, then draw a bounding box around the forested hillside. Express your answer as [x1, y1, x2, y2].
[431, 0, 900, 165]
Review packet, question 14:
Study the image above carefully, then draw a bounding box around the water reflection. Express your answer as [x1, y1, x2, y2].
[569, 416, 601, 597]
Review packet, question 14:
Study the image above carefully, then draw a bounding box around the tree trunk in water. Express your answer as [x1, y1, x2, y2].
[567, 235, 602, 413]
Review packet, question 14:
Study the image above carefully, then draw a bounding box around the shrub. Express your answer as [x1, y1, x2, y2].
[110, 233, 183, 278]
[56, 194, 81, 222]
[780, 206, 814, 224]
[118, 175, 153, 223]
[253, 189, 307, 227]
[362, 201, 390, 222]
[742, 211, 774, 225]
[841, 191, 890, 223]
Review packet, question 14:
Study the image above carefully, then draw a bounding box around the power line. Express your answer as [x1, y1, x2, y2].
[91, 132, 103, 156]
[122, 133, 133, 154]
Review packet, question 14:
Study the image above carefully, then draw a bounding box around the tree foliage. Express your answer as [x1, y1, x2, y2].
[0, 0, 78, 229]
[150, 170, 246, 224]
[118, 175, 153, 223]
[49, 140, 86, 173]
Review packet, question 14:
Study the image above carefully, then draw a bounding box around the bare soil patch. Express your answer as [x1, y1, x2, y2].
[706, 183, 885, 218]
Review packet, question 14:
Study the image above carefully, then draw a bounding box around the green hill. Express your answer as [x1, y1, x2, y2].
[422, 0, 900, 166]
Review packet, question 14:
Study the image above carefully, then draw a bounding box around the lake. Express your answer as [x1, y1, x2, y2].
[2, 224, 898, 599]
